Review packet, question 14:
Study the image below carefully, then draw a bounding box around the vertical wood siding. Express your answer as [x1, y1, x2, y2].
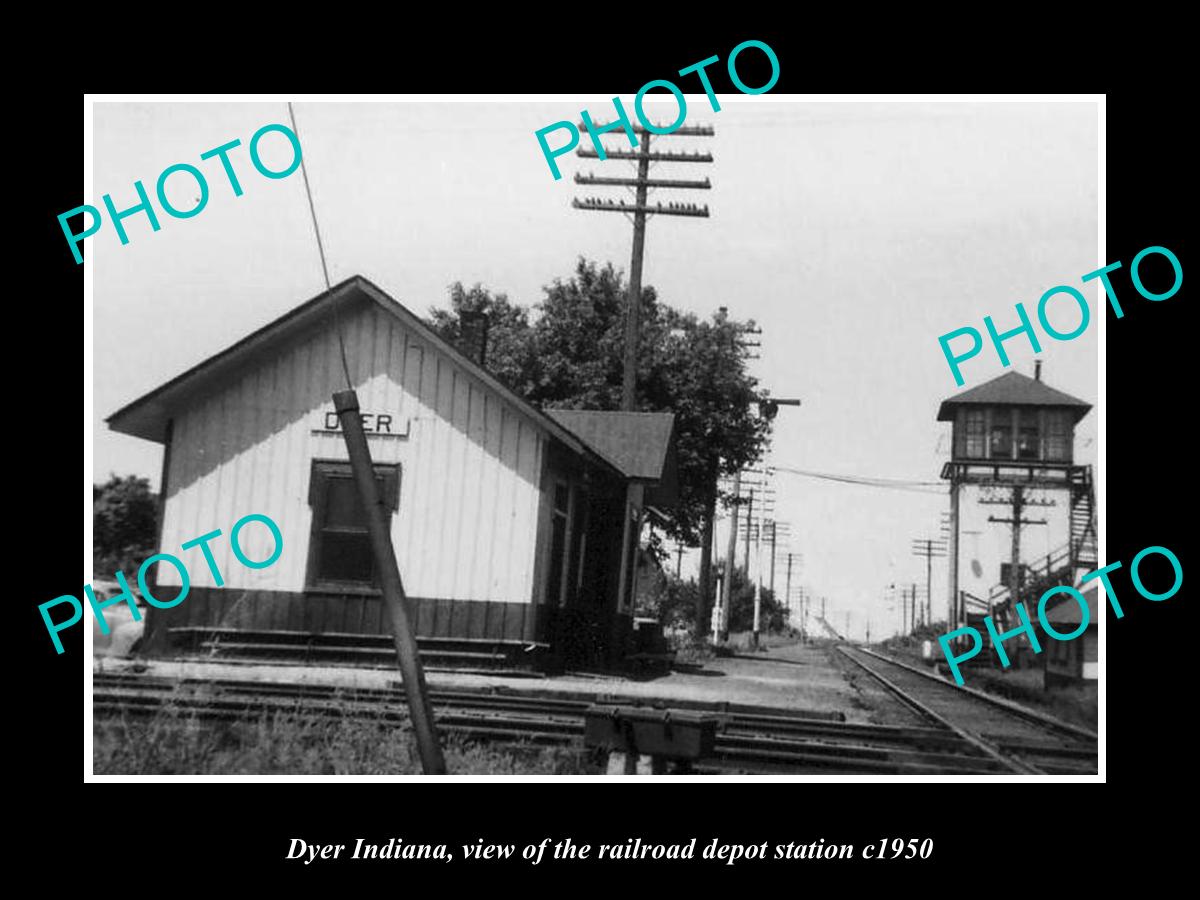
[155, 300, 546, 606]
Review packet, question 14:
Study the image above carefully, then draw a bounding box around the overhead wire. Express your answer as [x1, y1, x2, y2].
[772, 465, 947, 494]
[287, 101, 353, 391]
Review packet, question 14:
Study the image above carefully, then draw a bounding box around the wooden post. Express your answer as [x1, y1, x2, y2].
[742, 489, 754, 575]
[696, 484, 715, 640]
[948, 481, 960, 632]
[924, 540, 933, 626]
[1009, 486, 1024, 620]
[334, 389, 446, 774]
[751, 511, 763, 648]
[621, 133, 651, 411]
[718, 471, 740, 643]
[768, 520, 777, 596]
[785, 553, 794, 632]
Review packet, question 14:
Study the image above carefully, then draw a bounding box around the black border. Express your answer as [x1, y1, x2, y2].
[27, 23, 1191, 885]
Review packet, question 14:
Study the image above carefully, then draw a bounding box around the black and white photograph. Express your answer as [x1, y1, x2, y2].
[80, 95, 1106, 780]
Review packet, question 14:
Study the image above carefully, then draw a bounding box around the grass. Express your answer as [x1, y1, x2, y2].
[93, 706, 600, 775]
[670, 630, 800, 664]
[877, 638, 1097, 732]
[958, 667, 1098, 732]
[669, 633, 718, 665]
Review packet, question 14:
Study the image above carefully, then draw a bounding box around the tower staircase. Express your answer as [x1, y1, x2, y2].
[975, 466, 1096, 667]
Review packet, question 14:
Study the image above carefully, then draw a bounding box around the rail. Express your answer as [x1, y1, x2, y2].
[836, 645, 1096, 775]
[91, 670, 1093, 774]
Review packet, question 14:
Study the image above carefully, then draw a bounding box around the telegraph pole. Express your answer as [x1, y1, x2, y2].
[981, 486, 1051, 613]
[718, 471, 742, 643]
[574, 124, 714, 411]
[767, 520, 777, 595]
[742, 489, 754, 576]
[785, 553, 794, 633]
[752, 509, 765, 648]
[911, 537, 948, 627]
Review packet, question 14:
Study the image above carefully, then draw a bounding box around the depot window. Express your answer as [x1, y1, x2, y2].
[306, 460, 400, 590]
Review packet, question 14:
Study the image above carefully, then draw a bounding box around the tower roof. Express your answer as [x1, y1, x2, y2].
[937, 371, 1092, 422]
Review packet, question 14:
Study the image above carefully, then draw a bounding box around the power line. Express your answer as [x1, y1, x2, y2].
[287, 101, 352, 391]
[773, 466, 946, 494]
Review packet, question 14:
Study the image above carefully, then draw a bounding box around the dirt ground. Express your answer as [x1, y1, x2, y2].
[95, 640, 880, 722]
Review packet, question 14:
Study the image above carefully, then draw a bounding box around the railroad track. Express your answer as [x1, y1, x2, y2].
[836, 645, 1097, 775]
[91, 669, 1085, 774]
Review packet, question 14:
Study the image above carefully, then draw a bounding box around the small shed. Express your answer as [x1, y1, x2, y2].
[106, 276, 676, 668]
[1042, 585, 1098, 687]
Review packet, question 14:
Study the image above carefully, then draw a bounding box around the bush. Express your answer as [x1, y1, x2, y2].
[94, 475, 158, 575]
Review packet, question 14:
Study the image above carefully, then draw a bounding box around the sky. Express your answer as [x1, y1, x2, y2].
[91, 98, 1099, 640]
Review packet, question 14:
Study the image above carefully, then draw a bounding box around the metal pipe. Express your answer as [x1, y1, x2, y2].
[334, 389, 447, 774]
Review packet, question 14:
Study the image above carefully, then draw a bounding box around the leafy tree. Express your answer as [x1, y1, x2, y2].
[428, 282, 536, 394]
[639, 565, 790, 636]
[724, 565, 789, 634]
[94, 475, 158, 575]
[429, 259, 773, 639]
[638, 573, 699, 633]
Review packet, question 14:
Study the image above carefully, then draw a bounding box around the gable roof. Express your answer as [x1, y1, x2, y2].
[937, 371, 1092, 422]
[106, 276, 623, 479]
[545, 409, 680, 506]
[1043, 585, 1097, 627]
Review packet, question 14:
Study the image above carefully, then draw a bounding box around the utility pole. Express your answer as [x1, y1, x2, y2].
[752, 508, 765, 648]
[981, 486, 1051, 615]
[574, 124, 714, 411]
[742, 489, 754, 575]
[785, 553, 794, 633]
[717, 471, 741, 643]
[947, 480, 961, 635]
[911, 537, 948, 627]
[911, 584, 919, 632]
[767, 520, 777, 596]
[674, 542, 684, 579]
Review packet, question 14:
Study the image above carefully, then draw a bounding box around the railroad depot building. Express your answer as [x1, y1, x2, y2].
[107, 276, 678, 668]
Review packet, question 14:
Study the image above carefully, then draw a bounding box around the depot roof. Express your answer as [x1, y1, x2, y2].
[546, 409, 679, 506]
[106, 276, 653, 484]
[1043, 585, 1098, 627]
